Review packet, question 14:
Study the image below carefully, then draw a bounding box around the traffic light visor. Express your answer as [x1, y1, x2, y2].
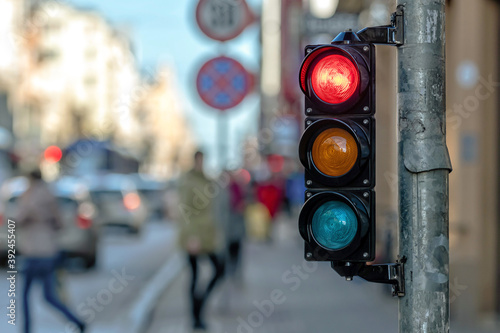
[312, 128, 358, 177]
[311, 200, 358, 250]
[311, 54, 359, 104]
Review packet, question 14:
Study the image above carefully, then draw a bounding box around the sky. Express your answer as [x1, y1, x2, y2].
[67, 0, 262, 172]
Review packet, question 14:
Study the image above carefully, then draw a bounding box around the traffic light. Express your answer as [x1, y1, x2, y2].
[298, 32, 375, 264]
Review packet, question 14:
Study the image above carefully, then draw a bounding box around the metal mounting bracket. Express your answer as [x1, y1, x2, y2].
[356, 5, 404, 45]
[331, 256, 406, 297]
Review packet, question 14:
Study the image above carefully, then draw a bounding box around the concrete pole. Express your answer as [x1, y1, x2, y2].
[397, 1, 452, 332]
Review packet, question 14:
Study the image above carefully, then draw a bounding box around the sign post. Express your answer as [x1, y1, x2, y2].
[195, 0, 255, 169]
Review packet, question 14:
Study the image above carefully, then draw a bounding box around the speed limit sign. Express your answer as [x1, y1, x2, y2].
[195, 0, 256, 42]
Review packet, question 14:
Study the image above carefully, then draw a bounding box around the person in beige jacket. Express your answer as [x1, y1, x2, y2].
[17, 169, 86, 333]
[177, 151, 224, 330]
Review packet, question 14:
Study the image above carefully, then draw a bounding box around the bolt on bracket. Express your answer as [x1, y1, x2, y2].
[356, 5, 404, 46]
[331, 256, 406, 297]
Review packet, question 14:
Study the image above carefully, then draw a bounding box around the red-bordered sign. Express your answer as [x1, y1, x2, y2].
[196, 0, 256, 42]
[196, 56, 254, 111]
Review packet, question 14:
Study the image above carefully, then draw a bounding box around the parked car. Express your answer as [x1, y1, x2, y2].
[0, 176, 99, 269]
[85, 173, 148, 234]
[129, 173, 168, 220]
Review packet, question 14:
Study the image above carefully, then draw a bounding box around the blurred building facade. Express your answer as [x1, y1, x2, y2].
[14, 1, 140, 149]
[0, 0, 196, 179]
[0, 0, 26, 134]
[138, 68, 197, 179]
[446, 0, 499, 324]
[260, 0, 500, 326]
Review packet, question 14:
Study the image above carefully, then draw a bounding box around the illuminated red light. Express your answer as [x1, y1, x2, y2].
[44, 146, 63, 163]
[311, 54, 359, 104]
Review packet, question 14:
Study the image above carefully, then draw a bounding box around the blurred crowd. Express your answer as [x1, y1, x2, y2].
[167, 150, 305, 330]
[0, 146, 303, 332]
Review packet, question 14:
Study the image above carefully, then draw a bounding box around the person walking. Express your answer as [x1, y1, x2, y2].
[17, 169, 86, 333]
[224, 170, 246, 281]
[177, 151, 224, 330]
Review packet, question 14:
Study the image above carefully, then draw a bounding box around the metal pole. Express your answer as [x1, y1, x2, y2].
[218, 113, 227, 170]
[397, 1, 452, 332]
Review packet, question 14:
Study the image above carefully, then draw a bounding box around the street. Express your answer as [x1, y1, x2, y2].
[0, 221, 178, 333]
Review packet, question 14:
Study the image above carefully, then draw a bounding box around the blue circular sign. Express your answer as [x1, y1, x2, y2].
[196, 56, 253, 111]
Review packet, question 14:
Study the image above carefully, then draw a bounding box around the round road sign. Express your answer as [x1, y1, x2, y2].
[196, 56, 253, 111]
[196, 0, 256, 42]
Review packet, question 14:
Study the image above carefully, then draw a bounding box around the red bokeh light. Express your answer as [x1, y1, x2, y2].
[76, 215, 92, 229]
[44, 146, 63, 163]
[267, 154, 285, 173]
[237, 168, 251, 185]
[123, 193, 141, 210]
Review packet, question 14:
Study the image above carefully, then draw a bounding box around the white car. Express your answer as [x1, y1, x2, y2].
[85, 173, 148, 234]
[129, 173, 168, 220]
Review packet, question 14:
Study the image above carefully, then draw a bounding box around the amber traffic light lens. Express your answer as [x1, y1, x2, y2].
[311, 54, 359, 104]
[312, 128, 358, 177]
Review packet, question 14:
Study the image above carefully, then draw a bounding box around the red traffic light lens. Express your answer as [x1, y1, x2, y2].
[312, 128, 358, 177]
[310, 54, 359, 104]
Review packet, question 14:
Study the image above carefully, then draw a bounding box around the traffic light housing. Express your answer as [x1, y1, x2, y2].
[298, 32, 376, 264]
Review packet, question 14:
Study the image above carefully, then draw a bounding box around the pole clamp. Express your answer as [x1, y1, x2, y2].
[331, 256, 406, 297]
[356, 5, 404, 46]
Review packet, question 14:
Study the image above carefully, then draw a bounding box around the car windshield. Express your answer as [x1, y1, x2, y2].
[137, 189, 160, 196]
[57, 197, 78, 210]
[5, 196, 77, 216]
[90, 190, 123, 203]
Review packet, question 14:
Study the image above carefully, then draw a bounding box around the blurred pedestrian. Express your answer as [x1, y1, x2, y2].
[255, 174, 284, 240]
[224, 170, 246, 281]
[285, 170, 305, 219]
[177, 151, 224, 330]
[17, 169, 86, 333]
[256, 177, 284, 220]
[244, 195, 272, 241]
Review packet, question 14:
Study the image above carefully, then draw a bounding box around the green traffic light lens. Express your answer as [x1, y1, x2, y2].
[311, 201, 358, 250]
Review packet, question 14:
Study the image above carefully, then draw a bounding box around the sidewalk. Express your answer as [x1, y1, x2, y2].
[146, 219, 398, 333]
[145, 218, 499, 333]
[0, 222, 179, 333]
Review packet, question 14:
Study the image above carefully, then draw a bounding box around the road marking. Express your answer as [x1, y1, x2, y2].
[128, 251, 184, 333]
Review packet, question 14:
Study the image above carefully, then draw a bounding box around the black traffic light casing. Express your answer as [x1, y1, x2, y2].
[301, 44, 374, 116]
[298, 35, 376, 263]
